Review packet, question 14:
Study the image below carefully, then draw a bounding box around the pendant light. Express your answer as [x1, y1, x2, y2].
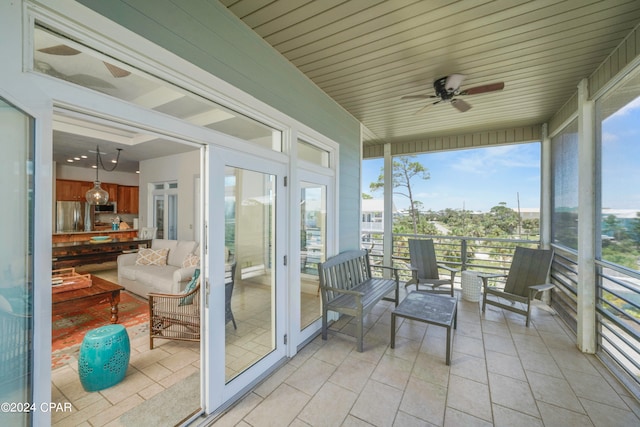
[85, 145, 122, 205]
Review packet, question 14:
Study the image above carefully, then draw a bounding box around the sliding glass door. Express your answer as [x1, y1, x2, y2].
[0, 98, 34, 427]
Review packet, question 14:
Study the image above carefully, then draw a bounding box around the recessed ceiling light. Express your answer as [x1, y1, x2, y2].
[66, 159, 73, 163]
[81, 155, 88, 159]
[136, 170, 140, 174]
[74, 157, 81, 160]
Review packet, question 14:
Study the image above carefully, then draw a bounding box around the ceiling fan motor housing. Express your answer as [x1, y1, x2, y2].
[434, 76, 456, 99]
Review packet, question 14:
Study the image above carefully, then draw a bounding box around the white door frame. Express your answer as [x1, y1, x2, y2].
[205, 146, 289, 410]
[293, 168, 335, 348]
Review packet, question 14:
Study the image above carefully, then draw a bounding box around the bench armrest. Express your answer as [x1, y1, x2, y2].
[371, 264, 400, 281]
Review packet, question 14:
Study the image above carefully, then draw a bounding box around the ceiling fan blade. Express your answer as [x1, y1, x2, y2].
[38, 45, 81, 56]
[103, 62, 131, 78]
[401, 94, 437, 100]
[445, 74, 466, 91]
[451, 98, 471, 112]
[67, 74, 116, 89]
[414, 100, 441, 115]
[460, 82, 504, 95]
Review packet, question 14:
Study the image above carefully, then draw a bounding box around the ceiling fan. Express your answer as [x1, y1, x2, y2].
[35, 60, 116, 89]
[37, 44, 131, 78]
[402, 74, 504, 114]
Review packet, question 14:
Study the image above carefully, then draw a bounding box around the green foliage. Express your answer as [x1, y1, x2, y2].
[630, 212, 640, 248]
[603, 214, 628, 240]
[402, 203, 531, 238]
[602, 240, 640, 270]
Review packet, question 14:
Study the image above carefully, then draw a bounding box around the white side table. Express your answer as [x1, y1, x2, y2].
[461, 270, 482, 302]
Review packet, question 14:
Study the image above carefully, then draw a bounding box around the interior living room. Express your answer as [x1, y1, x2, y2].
[2, 1, 640, 426]
[49, 112, 324, 424]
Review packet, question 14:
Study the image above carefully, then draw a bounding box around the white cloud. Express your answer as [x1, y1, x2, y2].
[601, 132, 618, 144]
[451, 145, 538, 175]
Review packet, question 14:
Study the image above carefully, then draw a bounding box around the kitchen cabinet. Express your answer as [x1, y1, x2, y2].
[56, 179, 119, 203]
[102, 183, 118, 203]
[56, 179, 93, 201]
[117, 185, 139, 214]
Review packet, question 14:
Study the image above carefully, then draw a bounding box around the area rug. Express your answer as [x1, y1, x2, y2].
[51, 291, 149, 369]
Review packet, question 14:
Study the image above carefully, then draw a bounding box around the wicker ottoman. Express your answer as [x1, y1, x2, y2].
[78, 324, 130, 392]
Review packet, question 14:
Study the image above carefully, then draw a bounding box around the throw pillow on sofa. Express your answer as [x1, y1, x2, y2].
[179, 269, 201, 306]
[182, 253, 200, 268]
[135, 248, 169, 266]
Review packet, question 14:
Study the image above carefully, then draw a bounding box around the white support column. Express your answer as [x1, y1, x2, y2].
[577, 78, 597, 353]
[540, 123, 552, 249]
[383, 143, 393, 268]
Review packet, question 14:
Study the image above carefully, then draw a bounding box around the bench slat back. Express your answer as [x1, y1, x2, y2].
[319, 250, 372, 303]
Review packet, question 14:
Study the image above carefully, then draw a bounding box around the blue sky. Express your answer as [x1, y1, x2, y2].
[363, 143, 541, 212]
[363, 95, 640, 213]
[602, 96, 640, 210]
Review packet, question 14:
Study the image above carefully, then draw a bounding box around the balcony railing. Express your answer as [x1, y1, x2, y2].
[360, 230, 640, 398]
[362, 231, 540, 283]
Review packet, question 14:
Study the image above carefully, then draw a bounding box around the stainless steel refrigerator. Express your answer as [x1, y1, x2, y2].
[56, 201, 93, 232]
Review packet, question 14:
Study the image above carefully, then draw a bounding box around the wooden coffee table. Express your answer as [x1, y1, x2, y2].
[390, 291, 458, 365]
[52, 276, 125, 323]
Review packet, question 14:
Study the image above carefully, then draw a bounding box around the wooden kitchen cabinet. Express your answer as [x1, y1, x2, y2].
[56, 179, 120, 203]
[117, 185, 139, 214]
[56, 179, 93, 201]
[102, 183, 118, 203]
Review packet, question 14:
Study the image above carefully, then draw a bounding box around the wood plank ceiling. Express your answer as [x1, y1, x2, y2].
[221, 0, 640, 151]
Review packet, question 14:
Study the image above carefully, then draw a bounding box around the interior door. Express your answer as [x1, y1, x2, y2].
[205, 147, 287, 409]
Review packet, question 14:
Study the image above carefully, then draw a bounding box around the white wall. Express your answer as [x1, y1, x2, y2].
[56, 164, 139, 186]
[139, 150, 200, 242]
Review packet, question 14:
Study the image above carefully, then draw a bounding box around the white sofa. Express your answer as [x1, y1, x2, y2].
[117, 239, 199, 297]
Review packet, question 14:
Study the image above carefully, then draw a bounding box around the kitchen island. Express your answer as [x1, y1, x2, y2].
[52, 228, 139, 244]
[52, 237, 151, 270]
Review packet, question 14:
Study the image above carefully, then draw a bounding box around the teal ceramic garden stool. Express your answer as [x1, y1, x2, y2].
[78, 324, 130, 392]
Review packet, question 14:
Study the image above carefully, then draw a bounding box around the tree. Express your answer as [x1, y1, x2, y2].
[630, 212, 640, 249]
[362, 193, 373, 199]
[603, 214, 626, 240]
[484, 202, 520, 236]
[370, 156, 430, 234]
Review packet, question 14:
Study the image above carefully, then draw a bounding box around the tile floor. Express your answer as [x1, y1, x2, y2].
[208, 293, 640, 427]
[50, 268, 322, 426]
[51, 334, 201, 426]
[51, 268, 640, 426]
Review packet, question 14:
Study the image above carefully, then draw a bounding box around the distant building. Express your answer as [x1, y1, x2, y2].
[519, 208, 540, 221]
[361, 199, 396, 233]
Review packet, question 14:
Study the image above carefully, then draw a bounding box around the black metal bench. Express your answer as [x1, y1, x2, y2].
[318, 249, 399, 352]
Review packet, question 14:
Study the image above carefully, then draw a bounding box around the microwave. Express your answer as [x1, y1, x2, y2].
[94, 202, 117, 213]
